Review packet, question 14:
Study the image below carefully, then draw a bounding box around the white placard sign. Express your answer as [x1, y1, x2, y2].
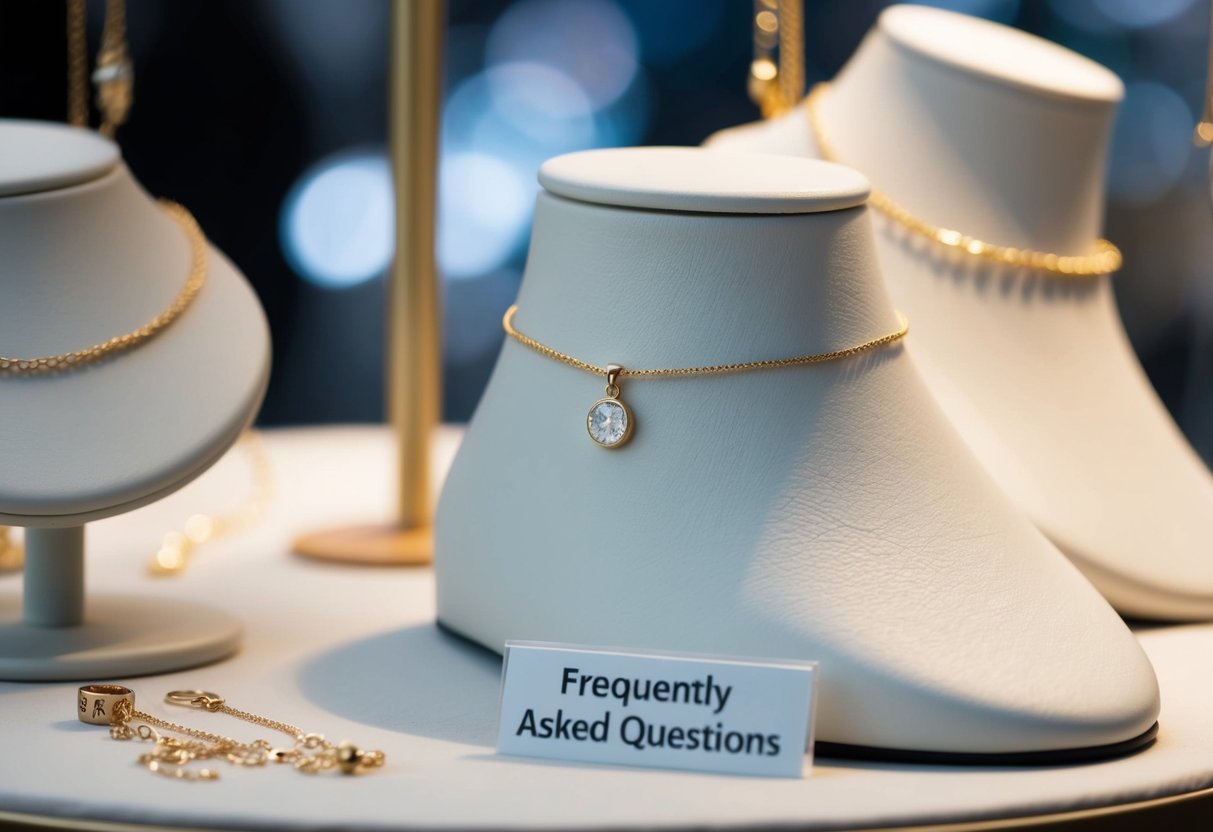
[496, 641, 818, 778]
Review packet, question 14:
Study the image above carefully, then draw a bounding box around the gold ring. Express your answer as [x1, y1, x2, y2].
[78, 683, 135, 726]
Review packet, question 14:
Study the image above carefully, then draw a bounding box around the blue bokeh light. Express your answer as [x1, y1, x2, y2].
[437, 9, 649, 282]
[280, 151, 394, 290]
[1093, 0, 1195, 29]
[445, 67, 599, 176]
[617, 0, 724, 68]
[486, 0, 639, 110]
[1048, 0, 1197, 32]
[438, 152, 533, 279]
[907, 0, 1021, 25]
[487, 62, 598, 146]
[1108, 81, 1193, 205]
[283, 4, 649, 292]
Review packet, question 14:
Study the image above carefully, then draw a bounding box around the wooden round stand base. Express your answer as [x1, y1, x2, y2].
[0, 528, 21, 573]
[292, 524, 432, 566]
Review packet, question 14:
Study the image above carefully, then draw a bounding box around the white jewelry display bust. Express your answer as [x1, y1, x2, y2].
[0, 121, 270, 679]
[435, 147, 1159, 761]
[705, 5, 1213, 621]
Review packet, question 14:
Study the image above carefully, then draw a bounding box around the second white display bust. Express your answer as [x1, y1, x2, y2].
[434, 147, 1158, 763]
[705, 4, 1213, 622]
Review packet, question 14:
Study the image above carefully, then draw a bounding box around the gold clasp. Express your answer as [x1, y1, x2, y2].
[165, 690, 225, 711]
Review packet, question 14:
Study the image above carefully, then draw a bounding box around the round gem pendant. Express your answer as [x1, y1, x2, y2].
[587, 396, 633, 448]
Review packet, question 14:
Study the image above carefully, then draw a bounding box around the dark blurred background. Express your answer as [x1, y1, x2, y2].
[2, 0, 1213, 462]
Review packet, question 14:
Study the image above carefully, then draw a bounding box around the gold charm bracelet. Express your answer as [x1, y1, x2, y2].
[502, 304, 908, 449]
[0, 201, 207, 376]
[804, 83, 1122, 277]
[78, 684, 385, 781]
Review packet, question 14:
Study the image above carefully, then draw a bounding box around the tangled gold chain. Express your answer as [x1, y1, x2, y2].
[110, 692, 385, 781]
[0, 201, 207, 377]
[502, 305, 908, 379]
[149, 431, 274, 576]
[804, 84, 1122, 277]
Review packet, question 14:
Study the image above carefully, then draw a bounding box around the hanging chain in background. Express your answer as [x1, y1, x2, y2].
[749, 0, 804, 118]
[65, 0, 88, 126]
[65, 0, 133, 135]
[1195, 1, 1213, 145]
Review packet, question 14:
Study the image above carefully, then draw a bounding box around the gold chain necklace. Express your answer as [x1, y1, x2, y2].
[0, 201, 207, 377]
[804, 83, 1122, 277]
[502, 304, 908, 449]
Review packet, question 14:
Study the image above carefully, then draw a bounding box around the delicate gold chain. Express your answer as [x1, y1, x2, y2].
[804, 83, 1122, 277]
[210, 702, 303, 740]
[0, 201, 207, 377]
[122, 706, 230, 747]
[502, 304, 908, 378]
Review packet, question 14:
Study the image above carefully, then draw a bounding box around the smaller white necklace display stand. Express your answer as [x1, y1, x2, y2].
[706, 4, 1213, 621]
[436, 147, 1159, 763]
[0, 121, 271, 680]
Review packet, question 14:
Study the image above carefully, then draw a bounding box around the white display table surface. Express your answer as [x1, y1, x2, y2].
[0, 426, 1210, 831]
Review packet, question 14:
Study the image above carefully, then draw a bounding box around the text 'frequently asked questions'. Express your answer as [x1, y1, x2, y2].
[496, 642, 818, 777]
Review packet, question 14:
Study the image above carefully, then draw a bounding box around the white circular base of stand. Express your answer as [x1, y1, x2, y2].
[0, 595, 241, 681]
[0, 428, 1210, 830]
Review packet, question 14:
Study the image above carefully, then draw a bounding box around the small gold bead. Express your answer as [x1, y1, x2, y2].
[336, 741, 364, 774]
[937, 229, 963, 247]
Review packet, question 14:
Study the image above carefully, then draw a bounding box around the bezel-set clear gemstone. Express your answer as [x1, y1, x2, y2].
[587, 398, 631, 447]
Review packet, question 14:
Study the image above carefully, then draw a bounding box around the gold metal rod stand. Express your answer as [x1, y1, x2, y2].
[294, 0, 444, 565]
